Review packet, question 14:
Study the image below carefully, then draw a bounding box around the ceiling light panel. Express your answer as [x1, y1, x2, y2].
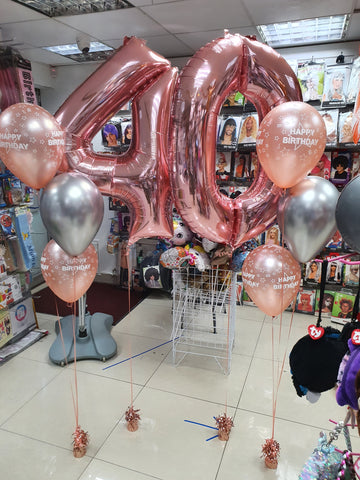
[11, 0, 134, 17]
[257, 15, 350, 48]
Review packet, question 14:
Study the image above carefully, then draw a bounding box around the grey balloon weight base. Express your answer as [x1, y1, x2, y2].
[49, 312, 117, 365]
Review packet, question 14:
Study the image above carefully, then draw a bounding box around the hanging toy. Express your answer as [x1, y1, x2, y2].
[72, 425, 89, 458]
[125, 405, 141, 432]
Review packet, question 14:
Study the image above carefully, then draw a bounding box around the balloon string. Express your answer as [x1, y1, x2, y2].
[271, 316, 276, 439]
[72, 275, 79, 428]
[54, 300, 79, 431]
[126, 245, 133, 406]
[225, 267, 232, 414]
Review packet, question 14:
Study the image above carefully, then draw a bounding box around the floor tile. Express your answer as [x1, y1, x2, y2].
[74, 332, 172, 386]
[117, 303, 173, 341]
[0, 356, 61, 425]
[79, 458, 163, 479]
[96, 387, 235, 480]
[146, 348, 251, 407]
[2, 368, 142, 456]
[238, 356, 347, 430]
[233, 316, 263, 357]
[0, 429, 90, 480]
[217, 410, 350, 480]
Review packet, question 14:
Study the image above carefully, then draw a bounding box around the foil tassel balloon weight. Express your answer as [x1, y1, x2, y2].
[261, 438, 280, 469]
[72, 426, 89, 458]
[215, 413, 233, 441]
[125, 406, 141, 432]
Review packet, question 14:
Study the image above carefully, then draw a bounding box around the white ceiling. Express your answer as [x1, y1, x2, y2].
[1, 0, 360, 66]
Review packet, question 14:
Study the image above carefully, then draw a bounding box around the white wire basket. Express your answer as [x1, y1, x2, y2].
[171, 267, 236, 374]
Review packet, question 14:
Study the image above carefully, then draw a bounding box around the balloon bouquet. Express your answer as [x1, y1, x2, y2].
[0, 31, 342, 466]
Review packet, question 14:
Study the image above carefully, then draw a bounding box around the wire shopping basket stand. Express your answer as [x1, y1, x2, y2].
[171, 267, 236, 374]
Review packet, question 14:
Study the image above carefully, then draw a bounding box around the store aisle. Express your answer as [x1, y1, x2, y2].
[0, 290, 354, 480]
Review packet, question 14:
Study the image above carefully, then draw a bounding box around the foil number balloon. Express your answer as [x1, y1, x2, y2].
[170, 33, 302, 248]
[55, 36, 177, 247]
[55, 33, 302, 248]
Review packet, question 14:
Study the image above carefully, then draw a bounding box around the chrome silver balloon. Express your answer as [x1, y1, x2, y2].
[278, 176, 339, 263]
[40, 172, 104, 257]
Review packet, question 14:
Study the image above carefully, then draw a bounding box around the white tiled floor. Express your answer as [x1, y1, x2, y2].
[0, 289, 356, 479]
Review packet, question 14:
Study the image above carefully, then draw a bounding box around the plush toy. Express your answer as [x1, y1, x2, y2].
[171, 217, 193, 246]
[186, 246, 210, 272]
[202, 237, 218, 253]
[289, 326, 348, 402]
[160, 247, 191, 269]
[336, 338, 360, 411]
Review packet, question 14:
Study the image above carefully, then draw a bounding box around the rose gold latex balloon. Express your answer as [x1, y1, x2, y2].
[242, 245, 301, 317]
[0, 103, 65, 189]
[55, 36, 177, 246]
[169, 32, 302, 248]
[41, 240, 98, 303]
[256, 101, 326, 188]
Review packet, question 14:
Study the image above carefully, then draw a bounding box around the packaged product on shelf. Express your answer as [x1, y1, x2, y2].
[295, 288, 316, 315]
[338, 110, 357, 144]
[261, 224, 282, 246]
[325, 230, 343, 251]
[319, 109, 339, 144]
[8, 296, 36, 338]
[314, 289, 336, 317]
[249, 152, 259, 180]
[329, 151, 352, 188]
[2, 176, 23, 206]
[215, 151, 231, 181]
[235, 274, 242, 305]
[0, 309, 12, 348]
[346, 56, 360, 104]
[326, 259, 343, 284]
[0, 274, 22, 303]
[216, 115, 241, 151]
[304, 260, 321, 284]
[351, 152, 360, 178]
[222, 91, 244, 107]
[232, 151, 251, 179]
[331, 291, 356, 325]
[342, 260, 360, 287]
[322, 64, 351, 108]
[106, 234, 119, 254]
[309, 152, 331, 180]
[242, 289, 256, 306]
[297, 61, 325, 102]
[237, 113, 258, 145]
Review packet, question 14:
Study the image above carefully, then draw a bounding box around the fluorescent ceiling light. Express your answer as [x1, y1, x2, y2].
[257, 15, 350, 48]
[11, 0, 134, 17]
[43, 42, 114, 62]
